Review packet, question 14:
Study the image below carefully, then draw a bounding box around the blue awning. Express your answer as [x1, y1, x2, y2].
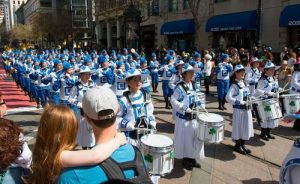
[160, 19, 195, 35]
[206, 11, 257, 32]
[279, 4, 300, 27]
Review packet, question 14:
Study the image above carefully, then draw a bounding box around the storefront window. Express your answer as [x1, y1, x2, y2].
[168, 0, 178, 12]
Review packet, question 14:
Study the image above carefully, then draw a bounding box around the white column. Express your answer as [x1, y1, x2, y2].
[95, 23, 102, 45]
[107, 21, 112, 49]
[116, 19, 121, 48]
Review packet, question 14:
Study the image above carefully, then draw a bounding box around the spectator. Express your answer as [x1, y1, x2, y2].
[0, 118, 32, 184]
[30, 105, 126, 184]
[58, 87, 151, 183]
[287, 52, 297, 68]
[0, 94, 7, 118]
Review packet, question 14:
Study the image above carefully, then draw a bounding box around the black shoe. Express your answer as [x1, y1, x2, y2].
[222, 106, 227, 110]
[234, 146, 246, 155]
[260, 134, 269, 141]
[266, 128, 275, 139]
[218, 106, 224, 110]
[241, 145, 251, 154]
[182, 159, 193, 171]
[190, 159, 201, 168]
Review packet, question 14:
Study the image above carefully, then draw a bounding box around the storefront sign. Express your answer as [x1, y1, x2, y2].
[288, 20, 300, 26]
[163, 31, 184, 35]
[210, 26, 242, 32]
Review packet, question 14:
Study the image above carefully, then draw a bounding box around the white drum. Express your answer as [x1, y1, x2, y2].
[197, 113, 225, 143]
[257, 98, 282, 122]
[281, 94, 300, 114]
[140, 134, 174, 176]
[197, 92, 206, 109]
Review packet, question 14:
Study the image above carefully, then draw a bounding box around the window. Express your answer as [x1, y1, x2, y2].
[214, 0, 230, 3]
[183, 0, 189, 9]
[168, 0, 178, 12]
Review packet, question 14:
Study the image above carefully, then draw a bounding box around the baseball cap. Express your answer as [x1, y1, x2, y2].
[82, 86, 119, 120]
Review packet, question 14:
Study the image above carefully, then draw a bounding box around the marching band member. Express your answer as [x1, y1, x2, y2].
[140, 58, 151, 94]
[171, 63, 205, 170]
[280, 113, 300, 184]
[116, 69, 156, 146]
[169, 59, 184, 91]
[244, 57, 262, 125]
[68, 66, 96, 149]
[53, 62, 78, 109]
[112, 61, 128, 98]
[216, 54, 233, 110]
[290, 59, 300, 131]
[203, 54, 213, 95]
[226, 64, 254, 154]
[255, 61, 280, 141]
[149, 53, 160, 93]
[37, 59, 51, 107]
[159, 55, 175, 109]
[93, 56, 114, 88]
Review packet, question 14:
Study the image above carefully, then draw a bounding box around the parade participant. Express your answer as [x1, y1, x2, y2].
[203, 54, 213, 95]
[159, 55, 175, 109]
[255, 61, 280, 141]
[169, 59, 184, 91]
[113, 61, 128, 98]
[194, 52, 204, 70]
[290, 59, 300, 95]
[29, 105, 127, 184]
[125, 54, 138, 71]
[0, 118, 32, 184]
[149, 52, 160, 93]
[36, 59, 51, 107]
[226, 64, 254, 154]
[28, 59, 40, 104]
[280, 114, 300, 184]
[53, 62, 78, 107]
[190, 61, 203, 94]
[290, 59, 300, 131]
[140, 58, 151, 93]
[23, 56, 33, 96]
[45, 59, 64, 105]
[216, 54, 233, 110]
[170, 63, 204, 170]
[244, 57, 262, 125]
[278, 60, 292, 89]
[117, 69, 156, 146]
[68, 66, 96, 149]
[93, 56, 114, 87]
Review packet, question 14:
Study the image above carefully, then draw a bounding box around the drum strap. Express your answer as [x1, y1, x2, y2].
[98, 146, 153, 184]
[177, 81, 196, 93]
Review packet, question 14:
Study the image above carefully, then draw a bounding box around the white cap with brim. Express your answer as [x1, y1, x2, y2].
[82, 86, 119, 121]
[264, 61, 276, 69]
[230, 64, 244, 76]
[175, 59, 184, 66]
[182, 63, 194, 73]
[124, 69, 149, 81]
[79, 66, 91, 73]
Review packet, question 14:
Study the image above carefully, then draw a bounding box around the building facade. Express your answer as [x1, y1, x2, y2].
[95, 0, 300, 53]
[3, 0, 28, 31]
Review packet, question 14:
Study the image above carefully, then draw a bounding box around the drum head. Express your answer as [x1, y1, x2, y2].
[281, 94, 300, 98]
[198, 113, 224, 123]
[141, 134, 173, 148]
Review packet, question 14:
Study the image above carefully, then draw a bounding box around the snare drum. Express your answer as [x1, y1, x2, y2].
[197, 92, 206, 109]
[140, 134, 174, 176]
[197, 113, 225, 143]
[281, 94, 300, 114]
[256, 98, 282, 122]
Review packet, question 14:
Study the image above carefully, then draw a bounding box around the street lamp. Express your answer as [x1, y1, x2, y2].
[123, 3, 141, 50]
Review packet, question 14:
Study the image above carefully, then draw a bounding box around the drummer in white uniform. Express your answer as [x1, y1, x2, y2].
[68, 66, 96, 149]
[116, 69, 156, 146]
[226, 64, 254, 154]
[290, 59, 300, 95]
[171, 63, 205, 170]
[255, 61, 280, 141]
[244, 57, 262, 125]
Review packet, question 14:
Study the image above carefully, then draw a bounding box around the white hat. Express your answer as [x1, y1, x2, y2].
[204, 54, 212, 61]
[264, 61, 276, 69]
[182, 63, 194, 73]
[79, 66, 91, 73]
[125, 69, 141, 80]
[82, 86, 119, 120]
[175, 59, 184, 66]
[130, 48, 136, 53]
[231, 64, 244, 76]
[252, 57, 261, 62]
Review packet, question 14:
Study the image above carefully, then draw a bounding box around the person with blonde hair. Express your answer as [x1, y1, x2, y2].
[29, 105, 126, 184]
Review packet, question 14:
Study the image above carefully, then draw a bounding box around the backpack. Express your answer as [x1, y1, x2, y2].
[100, 146, 153, 184]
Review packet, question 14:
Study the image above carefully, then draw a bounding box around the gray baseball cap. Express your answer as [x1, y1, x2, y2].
[82, 86, 119, 120]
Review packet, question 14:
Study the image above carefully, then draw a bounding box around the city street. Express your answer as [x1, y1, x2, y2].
[2, 66, 298, 183]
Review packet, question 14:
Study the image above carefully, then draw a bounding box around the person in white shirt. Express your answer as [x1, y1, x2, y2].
[203, 54, 212, 95]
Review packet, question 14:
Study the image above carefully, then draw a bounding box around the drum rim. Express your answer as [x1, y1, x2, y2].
[197, 113, 224, 123]
[141, 144, 174, 153]
[140, 134, 173, 148]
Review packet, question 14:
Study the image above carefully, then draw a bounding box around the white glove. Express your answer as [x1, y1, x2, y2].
[279, 88, 284, 92]
[77, 102, 82, 108]
[65, 73, 71, 78]
[126, 123, 135, 131]
[240, 101, 246, 105]
[268, 92, 276, 97]
[149, 120, 156, 129]
[185, 108, 192, 113]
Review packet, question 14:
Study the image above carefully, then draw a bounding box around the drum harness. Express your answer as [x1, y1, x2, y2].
[123, 90, 155, 140]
